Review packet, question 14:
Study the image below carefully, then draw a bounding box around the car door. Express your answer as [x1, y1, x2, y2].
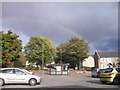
[2, 69, 17, 83]
[14, 69, 28, 83]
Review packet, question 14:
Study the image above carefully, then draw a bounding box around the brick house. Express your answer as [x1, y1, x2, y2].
[94, 51, 120, 69]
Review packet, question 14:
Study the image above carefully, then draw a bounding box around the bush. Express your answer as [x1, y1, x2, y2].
[31, 67, 39, 70]
[78, 68, 85, 71]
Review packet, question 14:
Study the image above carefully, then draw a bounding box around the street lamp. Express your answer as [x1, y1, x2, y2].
[41, 43, 53, 74]
[60, 49, 62, 64]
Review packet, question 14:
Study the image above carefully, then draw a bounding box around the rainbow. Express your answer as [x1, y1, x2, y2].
[41, 19, 97, 52]
[2, 17, 97, 53]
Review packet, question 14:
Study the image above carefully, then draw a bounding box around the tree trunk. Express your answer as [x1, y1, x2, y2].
[77, 63, 79, 70]
[78, 60, 83, 70]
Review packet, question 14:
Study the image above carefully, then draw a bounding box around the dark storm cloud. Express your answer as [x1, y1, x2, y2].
[2, 2, 118, 53]
[94, 37, 118, 51]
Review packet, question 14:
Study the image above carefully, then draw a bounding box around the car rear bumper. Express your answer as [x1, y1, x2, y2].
[100, 77, 113, 82]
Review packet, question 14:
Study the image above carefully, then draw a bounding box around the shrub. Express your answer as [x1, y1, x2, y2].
[78, 68, 85, 71]
[13, 67, 40, 70]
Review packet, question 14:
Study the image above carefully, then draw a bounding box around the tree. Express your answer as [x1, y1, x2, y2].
[56, 43, 70, 64]
[24, 36, 57, 67]
[18, 52, 27, 66]
[13, 52, 27, 67]
[56, 37, 90, 69]
[1, 30, 22, 67]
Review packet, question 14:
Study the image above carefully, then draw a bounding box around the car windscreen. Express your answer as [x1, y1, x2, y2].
[22, 69, 29, 72]
[21, 69, 32, 74]
[103, 68, 113, 73]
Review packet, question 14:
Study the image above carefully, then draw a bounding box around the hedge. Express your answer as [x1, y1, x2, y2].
[11, 67, 40, 70]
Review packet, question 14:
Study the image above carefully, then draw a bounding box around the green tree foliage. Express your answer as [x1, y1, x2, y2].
[56, 37, 90, 69]
[13, 61, 22, 67]
[24, 36, 57, 66]
[1, 30, 22, 67]
[18, 52, 27, 66]
[13, 52, 27, 67]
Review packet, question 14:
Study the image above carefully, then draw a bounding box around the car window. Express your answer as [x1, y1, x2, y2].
[2, 69, 14, 74]
[116, 68, 120, 73]
[104, 68, 113, 73]
[15, 69, 25, 75]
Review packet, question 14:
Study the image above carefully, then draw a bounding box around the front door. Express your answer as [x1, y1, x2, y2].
[14, 69, 27, 83]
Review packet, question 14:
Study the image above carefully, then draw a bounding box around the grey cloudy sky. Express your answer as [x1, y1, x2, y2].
[2, 2, 118, 54]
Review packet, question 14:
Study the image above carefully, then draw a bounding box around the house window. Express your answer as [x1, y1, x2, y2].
[101, 65, 105, 69]
[107, 63, 112, 68]
[101, 58, 104, 62]
[108, 58, 111, 62]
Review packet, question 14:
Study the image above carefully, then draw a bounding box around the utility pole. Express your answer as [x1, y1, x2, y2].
[60, 49, 62, 64]
[42, 43, 44, 74]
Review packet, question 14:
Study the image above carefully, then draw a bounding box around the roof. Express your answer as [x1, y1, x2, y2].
[96, 51, 118, 58]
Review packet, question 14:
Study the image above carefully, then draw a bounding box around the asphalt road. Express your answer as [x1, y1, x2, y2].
[1, 73, 120, 89]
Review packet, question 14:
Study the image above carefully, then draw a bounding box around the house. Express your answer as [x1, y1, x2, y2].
[94, 51, 120, 69]
[83, 55, 94, 70]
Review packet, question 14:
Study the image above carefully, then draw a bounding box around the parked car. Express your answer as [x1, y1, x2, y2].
[98, 69, 105, 77]
[91, 68, 104, 77]
[0, 68, 42, 86]
[100, 67, 120, 84]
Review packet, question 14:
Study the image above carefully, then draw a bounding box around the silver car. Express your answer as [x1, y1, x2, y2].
[0, 68, 42, 86]
[91, 68, 100, 77]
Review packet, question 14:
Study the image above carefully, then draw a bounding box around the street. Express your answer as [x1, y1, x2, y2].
[1, 72, 120, 89]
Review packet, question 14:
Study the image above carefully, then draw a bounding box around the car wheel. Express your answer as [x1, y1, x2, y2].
[113, 78, 119, 85]
[29, 79, 37, 86]
[0, 78, 4, 86]
[101, 81, 107, 84]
